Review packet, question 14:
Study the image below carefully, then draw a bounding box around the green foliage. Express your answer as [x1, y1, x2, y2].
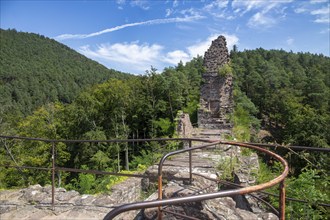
[217, 156, 238, 181]
[65, 166, 135, 195]
[233, 106, 252, 141]
[153, 118, 173, 137]
[77, 169, 96, 194]
[0, 55, 204, 190]
[257, 160, 282, 189]
[1, 35, 329, 211]
[0, 29, 129, 126]
[241, 148, 253, 156]
[285, 169, 329, 219]
[257, 159, 329, 219]
[218, 63, 233, 77]
[231, 48, 330, 147]
[90, 150, 111, 170]
[232, 88, 260, 142]
[231, 50, 329, 216]
[130, 148, 163, 170]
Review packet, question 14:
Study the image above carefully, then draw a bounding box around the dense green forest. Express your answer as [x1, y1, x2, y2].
[0, 30, 329, 218]
[0, 29, 129, 125]
[231, 48, 330, 170]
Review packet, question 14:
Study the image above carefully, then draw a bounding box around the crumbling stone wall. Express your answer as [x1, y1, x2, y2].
[198, 35, 233, 130]
[176, 112, 194, 137]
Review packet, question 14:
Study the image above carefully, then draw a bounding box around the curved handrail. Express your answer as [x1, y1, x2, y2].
[0, 135, 289, 219]
[103, 140, 289, 220]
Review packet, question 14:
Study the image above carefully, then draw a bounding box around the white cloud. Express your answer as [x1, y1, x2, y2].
[247, 12, 277, 29]
[173, 0, 179, 8]
[180, 8, 202, 18]
[116, 0, 126, 9]
[293, 1, 329, 24]
[232, 0, 271, 15]
[164, 50, 190, 64]
[223, 34, 240, 51]
[203, 0, 233, 20]
[320, 28, 330, 34]
[314, 16, 329, 24]
[311, 6, 330, 15]
[310, 0, 328, 4]
[79, 42, 163, 73]
[130, 0, 150, 10]
[311, 6, 330, 23]
[294, 7, 307, 13]
[165, 8, 173, 17]
[55, 15, 204, 40]
[188, 33, 239, 57]
[187, 39, 212, 58]
[116, 0, 125, 4]
[286, 37, 294, 45]
[232, 0, 293, 28]
[78, 34, 239, 74]
[204, 0, 229, 11]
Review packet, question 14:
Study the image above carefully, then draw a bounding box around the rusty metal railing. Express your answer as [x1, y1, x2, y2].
[0, 136, 213, 209]
[104, 140, 289, 220]
[1, 135, 289, 219]
[247, 142, 330, 152]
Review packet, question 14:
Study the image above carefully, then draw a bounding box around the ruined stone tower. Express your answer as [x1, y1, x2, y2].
[198, 36, 233, 132]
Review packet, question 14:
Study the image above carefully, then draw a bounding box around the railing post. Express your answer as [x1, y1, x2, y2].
[279, 180, 286, 220]
[157, 174, 163, 220]
[51, 142, 55, 211]
[189, 140, 192, 185]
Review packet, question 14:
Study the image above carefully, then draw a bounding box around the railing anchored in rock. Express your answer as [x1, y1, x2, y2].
[1, 135, 327, 220]
[103, 140, 289, 220]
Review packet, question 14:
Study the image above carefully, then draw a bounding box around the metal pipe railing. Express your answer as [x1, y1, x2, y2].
[192, 172, 280, 216]
[247, 142, 330, 152]
[104, 140, 289, 220]
[0, 135, 290, 220]
[156, 140, 217, 219]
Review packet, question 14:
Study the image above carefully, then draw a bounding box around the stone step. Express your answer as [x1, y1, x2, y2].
[196, 129, 221, 134]
[199, 120, 231, 125]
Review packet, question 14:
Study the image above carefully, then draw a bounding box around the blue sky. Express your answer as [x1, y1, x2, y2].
[1, 0, 329, 74]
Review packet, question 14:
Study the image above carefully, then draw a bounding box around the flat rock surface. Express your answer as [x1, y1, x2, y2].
[0, 177, 141, 220]
[141, 139, 277, 220]
[1, 140, 274, 220]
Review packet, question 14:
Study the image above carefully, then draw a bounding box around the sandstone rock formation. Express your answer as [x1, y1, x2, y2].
[141, 145, 278, 220]
[0, 178, 142, 220]
[0, 146, 278, 220]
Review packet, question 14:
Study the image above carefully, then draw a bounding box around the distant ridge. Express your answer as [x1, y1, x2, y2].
[0, 29, 130, 118]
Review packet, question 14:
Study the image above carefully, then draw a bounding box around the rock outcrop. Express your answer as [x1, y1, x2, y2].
[0, 177, 142, 220]
[0, 146, 278, 220]
[141, 145, 278, 220]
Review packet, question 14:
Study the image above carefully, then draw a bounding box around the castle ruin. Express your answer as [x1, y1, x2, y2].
[198, 35, 233, 133]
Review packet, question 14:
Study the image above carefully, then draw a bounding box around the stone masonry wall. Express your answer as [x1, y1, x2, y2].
[176, 112, 194, 138]
[198, 35, 233, 130]
[203, 35, 230, 74]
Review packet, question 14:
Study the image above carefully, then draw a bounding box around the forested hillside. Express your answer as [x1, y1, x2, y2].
[0, 34, 329, 218]
[231, 48, 330, 148]
[0, 29, 129, 124]
[231, 49, 329, 218]
[1, 58, 204, 186]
